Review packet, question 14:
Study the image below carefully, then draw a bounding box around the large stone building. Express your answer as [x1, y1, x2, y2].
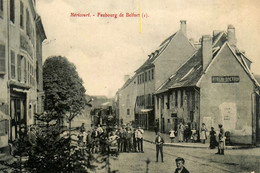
[117, 20, 196, 129]
[154, 25, 260, 145]
[0, 0, 46, 149]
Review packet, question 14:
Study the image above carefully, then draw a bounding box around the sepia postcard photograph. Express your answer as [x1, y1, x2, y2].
[0, 0, 260, 172]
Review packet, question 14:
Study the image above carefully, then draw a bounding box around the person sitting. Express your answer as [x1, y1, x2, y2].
[174, 157, 189, 173]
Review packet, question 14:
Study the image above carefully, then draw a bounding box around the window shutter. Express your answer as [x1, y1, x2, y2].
[17, 55, 22, 81]
[11, 51, 15, 79]
[0, 45, 5, 74]
[10, 0, 15, 23]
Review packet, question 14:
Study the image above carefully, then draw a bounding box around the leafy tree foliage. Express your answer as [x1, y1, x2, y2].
[43, 56, 87, 123]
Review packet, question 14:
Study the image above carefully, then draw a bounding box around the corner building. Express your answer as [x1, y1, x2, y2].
[0, 0, 46, 148]
[155, 26, 260, 145]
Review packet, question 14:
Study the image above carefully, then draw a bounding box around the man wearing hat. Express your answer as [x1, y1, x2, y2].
[155, 132, 164, 162]
[216, 124, 225, 155]
[174, 157, 189, 173]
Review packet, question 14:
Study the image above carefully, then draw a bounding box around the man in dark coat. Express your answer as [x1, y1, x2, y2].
[155, 132, 164, 162]
[174, 157, 189, 173]
[216, 124, 225, 155]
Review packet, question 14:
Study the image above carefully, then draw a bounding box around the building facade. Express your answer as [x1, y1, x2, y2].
[0, 0, 46, 149]
[154, 25, 260, 145]
[118, 20, 196, 129]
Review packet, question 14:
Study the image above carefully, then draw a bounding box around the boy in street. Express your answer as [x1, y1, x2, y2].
[174, 157, 189, 173]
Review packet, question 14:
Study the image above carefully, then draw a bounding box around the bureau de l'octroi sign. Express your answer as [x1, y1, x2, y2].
[212, 76, 240, 83]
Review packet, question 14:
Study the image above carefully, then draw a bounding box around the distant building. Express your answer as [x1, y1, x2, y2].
[0, 0, 46, 149]
[117, 20, 196, 129]
[154, 26, 260, 145]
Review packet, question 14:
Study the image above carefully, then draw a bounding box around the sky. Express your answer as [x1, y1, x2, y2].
[37, 0, 260, 98]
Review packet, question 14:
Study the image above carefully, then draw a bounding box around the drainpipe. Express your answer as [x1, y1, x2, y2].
[7, 0, 10, 80]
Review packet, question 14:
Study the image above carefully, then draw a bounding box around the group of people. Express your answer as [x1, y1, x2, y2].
[169, 122, 225, 150]
[77, 123, 145, 154]
[170, 121, 199, 143]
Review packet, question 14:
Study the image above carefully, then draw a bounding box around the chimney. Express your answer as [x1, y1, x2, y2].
[180, 20, 187, 37]
[202, 35, 212, 71]
[227, 25, 237, 47]
[124, 75, 130, 83]
[213, 30, 222, 37]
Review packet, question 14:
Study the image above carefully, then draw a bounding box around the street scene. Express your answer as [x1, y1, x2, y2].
[1, 0, 260, 173]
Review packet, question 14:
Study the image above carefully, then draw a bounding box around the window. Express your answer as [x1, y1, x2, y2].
[190, 111, 194, 122]
[151, 69, 154, 80]
[11, 51, 15, 79]
[175, 90, 178, 107]
[167, 93, 170, 109]
[127, 109, 130, 115]
[24, 58, 27, 83]
[148, 94, 151, 106]
[142, 73, 144, 83]
[157, 96, 159, 109]
[0, 45, 5, 74]
[148, 70, 150, 80]
[145, 72, 147, 82]
[17, 55, 22, 81]
[27, 61, 30, 84]
[20, 1, 24, 28]
[26, 9, 30, 36]
[168, 119, 170, 123]
[0, 0, 3, 18]
[0, 120, 9, 136]
[180, 90, 184, 107]
[10, 0, 15, 23]
[161, 96, 164, 109]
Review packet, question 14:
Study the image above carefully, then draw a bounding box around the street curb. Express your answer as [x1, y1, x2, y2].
[143, 139, 256, 150]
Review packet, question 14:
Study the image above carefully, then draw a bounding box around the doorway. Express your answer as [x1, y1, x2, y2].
[10, 96, 26, 142]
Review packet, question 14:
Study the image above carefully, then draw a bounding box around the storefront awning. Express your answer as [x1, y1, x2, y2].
[140, 109, 153, 113]
[0, 111, 10, 121]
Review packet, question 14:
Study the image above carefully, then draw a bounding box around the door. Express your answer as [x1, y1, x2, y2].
[10, 97, 26, 142]
[161, 117, 165, 133]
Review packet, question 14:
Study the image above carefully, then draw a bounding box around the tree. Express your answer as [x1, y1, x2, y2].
[43, 56, 88, 171]
[43, 56, 87, 125]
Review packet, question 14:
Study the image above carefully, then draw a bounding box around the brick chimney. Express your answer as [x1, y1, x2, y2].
[227, 25, 237, 47]
[202, 35, 212, 71]
[180, 20, 187, 37]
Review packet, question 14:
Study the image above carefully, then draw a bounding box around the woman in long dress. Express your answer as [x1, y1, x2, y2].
[200, 123, 207, 144]
[177, 122, 185, 142]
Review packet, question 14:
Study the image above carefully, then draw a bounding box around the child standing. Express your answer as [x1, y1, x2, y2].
[169, 129, 175, 143]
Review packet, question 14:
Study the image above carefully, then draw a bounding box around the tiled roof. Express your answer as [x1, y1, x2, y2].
[135, 32, 177, 73]
[155, 49, 203, 94]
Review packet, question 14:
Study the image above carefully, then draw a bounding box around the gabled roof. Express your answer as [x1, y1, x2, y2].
[155, 40, 260, 95]
[135, 32, 177, 73]
[154, 49, 203, 94]
[197, 42, 260, 88]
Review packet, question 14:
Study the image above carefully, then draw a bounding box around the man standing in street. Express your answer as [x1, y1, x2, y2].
[216, 124, 225, 155]
[136, 127, 144, 153]
[155, 132, 164, 162]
